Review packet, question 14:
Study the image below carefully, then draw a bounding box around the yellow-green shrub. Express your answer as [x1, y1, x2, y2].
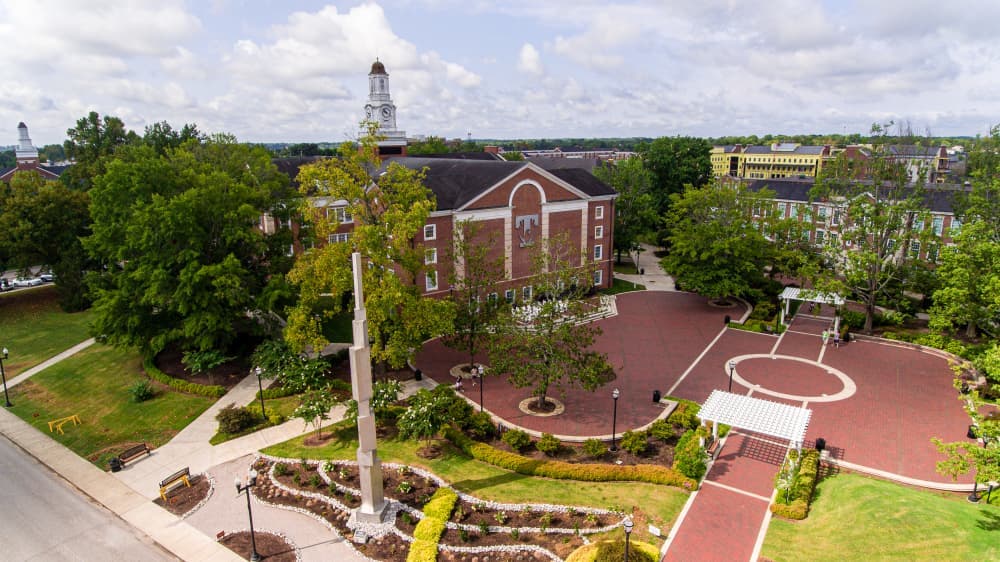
[423, 487, 458, 520]
[407, 486, 457, 561]
[413, 517, 446, 542]
[405, 539, 438, 562]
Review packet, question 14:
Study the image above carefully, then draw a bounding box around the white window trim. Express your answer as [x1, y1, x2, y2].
[425, 248, 437, 265]
[593, 270, 603, 286]
[594, 244, 603, 261]
[522, 285, 532, 301]
[595, 225, 604, 239]
[595, 205, 604, 220]
[425, 270, 438, 292]
[328, 232, 350, 244]
[424, 224, 437, 241]
[504, 289, 515, 302]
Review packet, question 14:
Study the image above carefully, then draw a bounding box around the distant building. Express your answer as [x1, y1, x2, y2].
[521, 147, 635, 163]
[363, 59, 407, 158]
[0, 122, 69, 182]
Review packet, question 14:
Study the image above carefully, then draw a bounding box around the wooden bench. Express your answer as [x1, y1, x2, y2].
[119, 443, 151, 466]
[706, 438, 722, 459]
[159, 467, 192, 501]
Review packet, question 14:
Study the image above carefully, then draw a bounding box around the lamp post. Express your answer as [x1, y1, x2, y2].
[728, 359, 736, 393]
[254, 366, 267, 419]
[1, 347, 11, 407]
[235, 467, 261, 562]
[623, 516, 634, 562]
[476, 364, 484, 413]
[610, 388, 620, 452]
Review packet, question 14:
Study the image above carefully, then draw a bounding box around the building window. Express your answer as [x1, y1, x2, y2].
[424, 224, 436, 240]
[815, 230, 825, 246]
[831, 209, 842, 226]
[909, 240, 921, 259]
[817, 206, 827, 222]
[522, 285, 532, 301]
[595, 225, 604, 238]
[505, 289, 515, 303]
[328, 206, 352, 223]
[327, 233, 350, 244]
[595, 206, 604, 220]
[778, 202, 787, 217]
[488, 292, 498, 302]
[950, 218, 962, 235]
[593, 270, 603, 286]
[425, 270, 438, 291]
[932, 216, 943, 236]
[927, 244, 939, 263]
[425, 248, 437, 265]
[286, 244, 294, 257]
[594, 244, 603, 260]
[789, 204, 798, 219]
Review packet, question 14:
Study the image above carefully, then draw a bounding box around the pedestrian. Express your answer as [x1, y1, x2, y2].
[821, 330, 829, 346]
[833, 331, 841, 348]
[454, 377, 464, 391]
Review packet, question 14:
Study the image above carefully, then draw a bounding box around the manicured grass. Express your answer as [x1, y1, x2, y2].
[7, 344, 213, 467]
[263, 424, 689, 543]
[209, 394, 304, 445]
[602, 277, 646, 295]
[613, 261, 639, 275]
[762, 473, 1000, 561]
[0, 286, 94, 375]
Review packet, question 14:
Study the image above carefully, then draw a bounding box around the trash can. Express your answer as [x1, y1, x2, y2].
[109, 457, 123, 473]
[724, 315, 731, 324]
[968, 425, 979, 439]
[652, 390, 661, 403]
[815, 437, 826, 452]
[413, 368, 422, 381]
[639, 268, 644, 275]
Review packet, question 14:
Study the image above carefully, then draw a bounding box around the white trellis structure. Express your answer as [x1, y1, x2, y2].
[778, 287, 845, 329]
[699, 390, 812, 452]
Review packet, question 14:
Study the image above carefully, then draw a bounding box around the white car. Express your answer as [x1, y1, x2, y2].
[13, 277, 43, 287]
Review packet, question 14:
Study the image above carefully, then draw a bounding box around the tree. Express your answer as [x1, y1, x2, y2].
[406, 136, 450, 156]
[84, 134, 293, 355]
[0, 170, 92, 310]
[594, 157, 658, 264]
[932, 389, 1000, 496]
[661, 182, 774, 302]
[294, 390, 339, 439]
[344, 379, 402, 428]
[397, 387, 455, 450]
[181, 349, 233, 387]
[812, 122, 933, 333]
[286, 128, 453, 370]
[142, 121, 202, 156]
[442, 220, 507, 373]
[62, 111, 135, 189]
[639, 136, 711, 215]
[488, 234, 613, 410]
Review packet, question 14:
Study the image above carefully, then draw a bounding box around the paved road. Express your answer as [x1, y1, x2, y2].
[0, 434, 177, 562]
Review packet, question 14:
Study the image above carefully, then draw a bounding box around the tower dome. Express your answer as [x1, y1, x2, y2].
[370, 59, 387, 75]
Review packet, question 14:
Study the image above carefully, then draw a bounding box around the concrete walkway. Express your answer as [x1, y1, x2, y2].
[7, 337, 96, 388]
[614, 243, 676, 291]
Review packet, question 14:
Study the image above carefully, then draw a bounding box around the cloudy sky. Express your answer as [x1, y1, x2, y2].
[3, 0, 999, 146]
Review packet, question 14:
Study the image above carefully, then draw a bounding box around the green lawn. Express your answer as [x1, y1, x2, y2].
[613, 260, 640, 275]
[602, 277, 646, 295]
[762, 473, 1000, 561]
[7, 344, 214, 467]
[0, 286, 94, 375]
[264, 425, 689, 544]
[209, 393, 304, 445]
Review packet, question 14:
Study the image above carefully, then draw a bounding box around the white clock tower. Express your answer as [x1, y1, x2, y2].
[363, 59, 407, 156]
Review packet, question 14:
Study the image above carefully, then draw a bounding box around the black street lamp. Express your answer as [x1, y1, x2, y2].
[235, 467, 261, 562]
[623, 516, 634, 562]
[968, 477, 981, 503]
[476, 364, 485, 413]
[610, 388, 620, 452]
[1, 347, 11, 407]
[254, 366, 267, 419]
[728, 359, 736, 393]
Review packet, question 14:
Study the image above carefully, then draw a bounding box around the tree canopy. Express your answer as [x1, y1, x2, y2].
[638, 136, 712, 213]
[594, 157, 658, 264]
[62, 111, 135, 189]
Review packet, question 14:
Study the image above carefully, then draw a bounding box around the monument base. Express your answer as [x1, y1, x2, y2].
[347, 501, 397, 543]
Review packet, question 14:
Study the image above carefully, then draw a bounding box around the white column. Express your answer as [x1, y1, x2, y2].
[504, 214, 512, 278]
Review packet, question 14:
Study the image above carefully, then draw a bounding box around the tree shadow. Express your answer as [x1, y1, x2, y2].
[450, 470, 534, 493]
[976, 508, 1000, 532]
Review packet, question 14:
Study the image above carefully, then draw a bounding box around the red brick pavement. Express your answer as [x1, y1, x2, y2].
[736, 357, 844, 401]
[775, 330, 824, 361]
[707, 432, 788, 498]
[669, 329, 774, 404]
[788, 315, 834, 336]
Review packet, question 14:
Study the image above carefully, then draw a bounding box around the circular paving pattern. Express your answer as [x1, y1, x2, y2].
[517, 397, 566, 417]
[727, 354, 856, 402]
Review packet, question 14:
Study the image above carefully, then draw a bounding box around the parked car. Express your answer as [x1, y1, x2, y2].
[13, 277, 43, 287]
[0, 279, 10, 291]
[39, 273, 54, 282]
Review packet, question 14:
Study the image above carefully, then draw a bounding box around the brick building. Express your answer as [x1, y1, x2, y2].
[0, 122, 69, 182]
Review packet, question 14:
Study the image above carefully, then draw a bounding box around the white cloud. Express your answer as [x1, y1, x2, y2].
[517, 43, 544, 76]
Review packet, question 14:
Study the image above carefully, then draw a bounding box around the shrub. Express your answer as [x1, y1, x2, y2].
[142, 356, 226, 398]
[648, 419, 674, 442]
[406, 486, 457, 562]
[749, 301, 776, 321]
[536, 433, 561, 456]
[273, 463, 289, 477]
[840, 309, 866, 330]
[770, 449, 820, 520]
[672, 429, 707, 480]
[422, 487, 458, 520]
[128, 380, 154, 403]
[216, 404, 258, 434]
[583, 438, 606, 458]
[445, 427, 696, 490]
[502, 429, 532, 452]
[405, 539, 437, 562]
[667, 400, 700, 430]
[595, 539, 657, 562]
[466, 411, 495, 440]
[620, 430, 649, 456]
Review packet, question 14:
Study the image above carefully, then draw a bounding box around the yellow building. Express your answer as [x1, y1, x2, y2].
[711, 143, 832, 180]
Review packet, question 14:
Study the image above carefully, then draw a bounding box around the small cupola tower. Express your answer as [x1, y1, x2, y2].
[15, 122, 39, 166]
[362, 59, 407, 157]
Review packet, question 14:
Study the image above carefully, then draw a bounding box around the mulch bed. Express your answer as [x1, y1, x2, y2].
[153, 475, 211, 516]
[488, 427, 686, 467]
[154, 344, 253, 390]
[219, 530, 297, 562]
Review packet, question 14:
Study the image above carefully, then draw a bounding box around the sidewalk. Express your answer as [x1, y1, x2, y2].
[614, 243, 676, 291]
[7, 337, 96, 388]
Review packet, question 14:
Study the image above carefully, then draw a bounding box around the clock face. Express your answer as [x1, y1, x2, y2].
[365, 107, 373, 119]
[381, 107, 392, 118]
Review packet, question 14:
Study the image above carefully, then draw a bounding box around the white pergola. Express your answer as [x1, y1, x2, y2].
[699, 390, 812, 451]
[778, 287, 845, 328]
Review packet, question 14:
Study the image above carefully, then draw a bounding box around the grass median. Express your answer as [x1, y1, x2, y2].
[8, 344, 214, 467]
[0, 286, 94, 376]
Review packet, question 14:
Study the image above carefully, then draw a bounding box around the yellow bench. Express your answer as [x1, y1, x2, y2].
[47, 414, 82, 434]
[159, 467, 192, 501]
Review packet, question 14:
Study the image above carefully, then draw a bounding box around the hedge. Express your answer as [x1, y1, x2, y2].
[143, 356, 226, 398]
[407, 487, 457, 562]
[257, 378, 350, 400]
[445, 427, 696, 490]
[728, 319, 785, 335]
[770, 449, 820, 520]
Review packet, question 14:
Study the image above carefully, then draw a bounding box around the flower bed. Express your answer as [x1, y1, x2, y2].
[255, 454, 626, 561]
[770, 449, 820, 520]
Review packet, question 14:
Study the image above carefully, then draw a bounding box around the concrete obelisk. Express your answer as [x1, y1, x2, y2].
[349, 252, 386, 523]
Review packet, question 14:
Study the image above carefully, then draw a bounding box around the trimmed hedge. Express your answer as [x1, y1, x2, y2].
[407, 487, 457, 562]
[445, 427, 696, 490]
[143, 356, 226, 398]
[770, 449, 820, 520]
[728, 319, 785, 334]
[672, 429, 707, 480]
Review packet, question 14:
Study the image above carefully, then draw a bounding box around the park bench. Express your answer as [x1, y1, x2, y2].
[119, 443, 151, 465]
[159, 467, 192, 501]
[706, 438, 721, 460]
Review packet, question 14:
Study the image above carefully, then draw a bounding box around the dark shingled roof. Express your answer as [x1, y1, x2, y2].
[0, 166, 14, 177]
[746, 178, 813, 201]
[418, 151, 505, 161]
[528, 157, 601, 173]
[385, 157, 525, 210]
[547, 168, 616, 197]
[273, 156, 326, 187]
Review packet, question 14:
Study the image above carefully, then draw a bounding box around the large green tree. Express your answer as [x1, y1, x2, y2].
[285, 131, 453, 369]
[488, 234, 612, 410]
[594, 157, 658, 264]
[812, 123, 934, 333]
[661, 182, 774, 302]
[639, 136, 711, 214]
[84, 134, 292, 354]
[62, 111, 135, 189]
[0, 170, 92, 310]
